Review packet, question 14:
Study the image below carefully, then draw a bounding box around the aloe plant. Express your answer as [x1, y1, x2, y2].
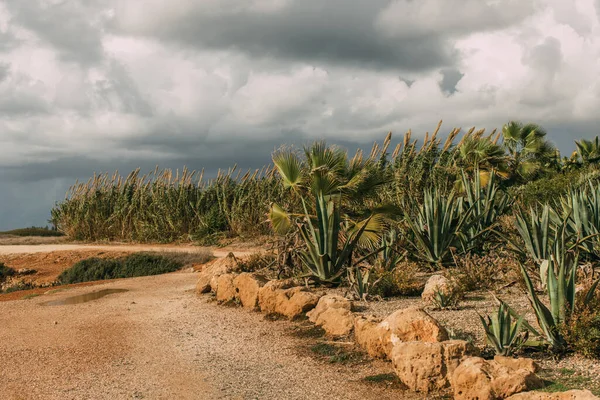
[405, 189, 473, 267]
[479, 303, 529, 356]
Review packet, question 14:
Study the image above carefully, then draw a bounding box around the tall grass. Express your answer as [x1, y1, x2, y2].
[51, 166, 291, 242]
[51, 121, 584, 244]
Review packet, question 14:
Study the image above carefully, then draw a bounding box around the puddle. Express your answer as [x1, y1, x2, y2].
[42, 289, 129, 306]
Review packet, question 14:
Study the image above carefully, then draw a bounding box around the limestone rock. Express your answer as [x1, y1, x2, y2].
[234, 273, 268, 310]
[280, 288, 320, 319]
[354, 315, 387, 358]
[312, 307, 355, 336]
[452, 356, 544, 400]
[216, 273, 237, 302]
[507, 390, 599, 399]
[422, 274, 451, 304]
[379, 307, 449, 357]
[196, 253, 239, 294]
[258, 283, 319, 319]
[306, 295, 352, 323]
[391, 340, 474, 393]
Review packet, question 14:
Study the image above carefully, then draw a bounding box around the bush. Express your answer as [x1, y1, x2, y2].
[0, 263, 16, 281]
[58, 258, 123, 284]
[562, 290, 600, 359]
[449, 252, 516, 292]
[119, 253, 182, 278]
[0, 226, 65, 237]
[58, 253, 184, 284]
[371, 261, 424, 297]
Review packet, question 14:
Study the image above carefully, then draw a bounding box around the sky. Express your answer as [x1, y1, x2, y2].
[1, 0, 600, 229]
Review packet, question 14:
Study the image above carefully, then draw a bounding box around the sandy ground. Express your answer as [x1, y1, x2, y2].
[0, 271, 425, 400]
[0, 243, 424, 399]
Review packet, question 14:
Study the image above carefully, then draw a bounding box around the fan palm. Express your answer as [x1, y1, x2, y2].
[502, 121, 558, 183]
[575, 136, 600, 165]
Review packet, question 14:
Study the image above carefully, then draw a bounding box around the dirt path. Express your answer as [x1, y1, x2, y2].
[0, 270, 424, 400]
[0, 243, 253, 258]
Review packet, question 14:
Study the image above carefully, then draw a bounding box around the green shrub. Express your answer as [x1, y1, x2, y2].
[58, 253, 184, 284]
[0, 226, 65, 237]
[58, 258, 123, 284]
[0, 263, 16, 281]
[119, 253, 182, 278]
[562, 308, 600, 359]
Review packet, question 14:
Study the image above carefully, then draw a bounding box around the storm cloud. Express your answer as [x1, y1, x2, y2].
[0, 0, 600, 229]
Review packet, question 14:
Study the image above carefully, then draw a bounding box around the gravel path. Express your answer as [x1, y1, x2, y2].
[0, 271, 424, 400]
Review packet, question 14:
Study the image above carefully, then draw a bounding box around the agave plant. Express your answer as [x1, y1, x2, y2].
[556, 182, 600, 260]
[269, 141, 387, 283]
[479, 303, 529, 356]
[520, 223, 600, 351]
[460, 169, 512, 251]
[405, 189, 473, 268]
[431, 288, 462, 310]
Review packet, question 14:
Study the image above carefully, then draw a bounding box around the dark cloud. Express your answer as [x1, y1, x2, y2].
[439, 68, 464, 95]
[113, 0, 454, 71]
[5, 0, 105, 65]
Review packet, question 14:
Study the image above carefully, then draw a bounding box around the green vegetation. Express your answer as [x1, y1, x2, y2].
[50, 120, 600, 360]
[479, 303, 528, 356]
[57, 253, 184, 284]
[0, 226, 64, 237]
[0, 263, 15, 281]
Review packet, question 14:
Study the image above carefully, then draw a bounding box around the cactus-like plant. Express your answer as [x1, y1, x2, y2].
[405, 189, 473, 267]
[479, 303, 529, 356]
[520, 223, 600, 351]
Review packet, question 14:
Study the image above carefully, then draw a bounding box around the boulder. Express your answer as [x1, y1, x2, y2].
[422, 274, 451, 304]
[379, 307, 449, 357]
[391, 340, 474, 393]
[196, 253, 239, 294]
[234, 273, 268, 310]
[312, 307, 355, 336]
[494, 356, 538, 374]
[215, 273, 237, 302]
[452, 356, 544, 400]
[507, 390, 599, 400]
[354, 316, 387, 358]
[307, 295, 352, 323]
[279, 288, 320, 319]
[257, 282, 319, 319]
[257, 280, 295, 314]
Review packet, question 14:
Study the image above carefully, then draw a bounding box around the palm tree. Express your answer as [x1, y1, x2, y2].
[502, 121, 558, 183]
[575, 136, 600, 165]
[454, 135, 509, 185]
[268, 141, 387, 283]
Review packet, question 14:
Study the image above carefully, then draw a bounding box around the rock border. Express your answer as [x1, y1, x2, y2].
[195, 255, 599, 400]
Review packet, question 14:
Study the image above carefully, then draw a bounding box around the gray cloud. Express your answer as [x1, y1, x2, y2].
[439, 68, 464, 95]
[112, 0, 453, 71]
[4, 0, 105, 65]
[0, 0, 598, 229]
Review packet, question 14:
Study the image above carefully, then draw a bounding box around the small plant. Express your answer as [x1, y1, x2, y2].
[479, 303, 529, 356]
[0, 263, 15, 282]
[431, 287, 462, 310]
